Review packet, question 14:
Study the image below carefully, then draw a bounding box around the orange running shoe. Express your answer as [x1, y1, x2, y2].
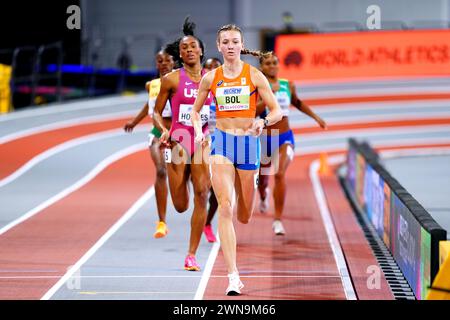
[153, 221, 168, 239]
[184, 255, 200, 271]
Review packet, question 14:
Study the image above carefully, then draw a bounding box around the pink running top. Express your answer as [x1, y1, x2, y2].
[169, 67, 212, 156]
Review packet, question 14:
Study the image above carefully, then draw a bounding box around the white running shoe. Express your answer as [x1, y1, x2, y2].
[272, 220, 286, 235]
[225, 272, 244, 296]
[259, 188, 270, 214]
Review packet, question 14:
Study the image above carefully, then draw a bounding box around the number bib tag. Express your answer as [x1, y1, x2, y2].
[178, 104, 209, 126]
[164, 148, 172, 163]
[276, 91, 290, 116]
[216, 86, 250, 112]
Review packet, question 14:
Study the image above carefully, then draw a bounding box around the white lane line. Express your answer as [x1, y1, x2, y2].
[193, 137, 450, 301]
[302, 99, 450, 112]
[297, 137, 450, 156]
[1, 275, 341, 280]
[0, 270, 59, 273]
[0, 143, 147, 237]
[0, 126, 150, 189]
[379, 147, 450, 159]
[295, 124, 450, 141]
[298, 87, 450, 99]
[305, 147, 450, 299]
[310, 159, 357, 300]
[77, 291, 196, 295]
[288, 113, 450, 129]
[0, 94, 146, 122]
[2, 93, 449, 144]
[0, 111, 137, 144]
[40, 186, 155, 300]
[194, 235, 221, 300]
[296, 76, 450, 91]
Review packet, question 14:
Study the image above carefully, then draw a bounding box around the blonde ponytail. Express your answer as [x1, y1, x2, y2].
[241, 48, 273, 59]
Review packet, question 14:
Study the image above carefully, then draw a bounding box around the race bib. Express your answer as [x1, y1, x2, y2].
[164, 148, 172, 163]
[161, 102, 172, 118]
[216, 86, 250, 112]
[148, 98, 171, 117]
[276, 91, 290, 116]
[178, 104, 209, 126]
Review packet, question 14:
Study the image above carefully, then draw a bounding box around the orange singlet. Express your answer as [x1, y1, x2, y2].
[210, 63, 258, 119]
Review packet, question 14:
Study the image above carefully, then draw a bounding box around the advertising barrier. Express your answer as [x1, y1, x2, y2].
[345, 139, 446, 299]
[275, 30, 450, 82]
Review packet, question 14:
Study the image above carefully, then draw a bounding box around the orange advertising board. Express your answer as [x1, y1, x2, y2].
[275, 30, 450, 82]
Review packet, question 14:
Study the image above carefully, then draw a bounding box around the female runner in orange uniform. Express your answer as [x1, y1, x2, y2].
[191, 24, 282, 295]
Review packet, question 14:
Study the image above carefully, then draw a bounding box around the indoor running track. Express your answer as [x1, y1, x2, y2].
[1, 77, 450, 300]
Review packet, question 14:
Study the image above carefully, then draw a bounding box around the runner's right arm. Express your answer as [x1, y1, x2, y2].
[191, 71, 214, 143]
[123, 103, 149, 132]
[153, 72, 175, 145]
[124, 82, 151, 132]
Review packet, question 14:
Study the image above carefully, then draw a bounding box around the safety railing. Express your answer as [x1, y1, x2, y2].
[31, 41, 63, 104]
[343, 138, 447, 299]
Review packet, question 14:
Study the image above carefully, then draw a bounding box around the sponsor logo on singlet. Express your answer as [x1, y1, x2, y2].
[280, 83, 288, 91]
[184, 88, 199, 98]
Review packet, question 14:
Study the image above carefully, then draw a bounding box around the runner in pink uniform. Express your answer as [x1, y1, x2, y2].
[153, 18, 212, 271]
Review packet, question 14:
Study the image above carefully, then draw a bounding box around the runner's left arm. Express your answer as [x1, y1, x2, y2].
[248, 68, 283, 135]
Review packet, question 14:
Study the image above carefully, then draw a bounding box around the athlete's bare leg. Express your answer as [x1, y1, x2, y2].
[206, 188, 218, 226]
[234, 168, 259, 224]
[149, 138, 168, 222]
[257, 166, 270, 202]
[210, 155, 237, 274]
[188, 143, 211, 256]
[166, 142, 190, 213]
[272, 144, 293, 220]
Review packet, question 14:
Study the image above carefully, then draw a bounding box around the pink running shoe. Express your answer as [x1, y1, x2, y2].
[203, 225, 217, 243]
[184, 255, 200, 271]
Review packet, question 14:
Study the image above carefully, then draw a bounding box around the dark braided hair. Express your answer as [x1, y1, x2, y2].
[259, 52, 278, 65]
[217, 24, 272, 59]
[164, 16, 205, 68]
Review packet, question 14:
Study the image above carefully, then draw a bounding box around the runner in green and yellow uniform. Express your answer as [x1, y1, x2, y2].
[257, 53, 327, 235]
[124, 49, 174, 238]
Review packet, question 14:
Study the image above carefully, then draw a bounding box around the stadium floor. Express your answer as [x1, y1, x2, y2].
[1, 77, 450, 300]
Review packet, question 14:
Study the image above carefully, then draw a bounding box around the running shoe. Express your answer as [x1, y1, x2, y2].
[259, 188, 270, 214]
[272, 220, 286, 235]
[184, 255, 200, 271]
[226, 272, 244, 296]
[203, 225, 217, 243]
[153, 221, 168, 239]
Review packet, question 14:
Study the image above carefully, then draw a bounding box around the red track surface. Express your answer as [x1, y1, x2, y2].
[0, 117, 147, 181]
[0, 150, 153, 299]
[304, 93, 450, 106]
[1, 92, 449, 299]
[292, 118, 450, 135]
[203, 152, 397, 300]
[204, 156, 347, 300]
[321, 166, 394, 300]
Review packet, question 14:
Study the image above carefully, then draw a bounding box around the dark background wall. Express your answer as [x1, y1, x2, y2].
[0, 1, 81, 64]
